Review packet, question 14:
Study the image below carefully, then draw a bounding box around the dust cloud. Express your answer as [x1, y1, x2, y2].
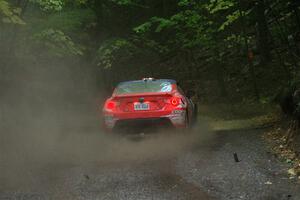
[0, 64, 214, 192]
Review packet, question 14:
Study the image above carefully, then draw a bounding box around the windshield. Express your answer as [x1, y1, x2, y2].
[114, 80, 173, 95]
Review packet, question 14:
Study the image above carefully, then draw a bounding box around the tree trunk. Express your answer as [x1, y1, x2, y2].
[216, 64, 227, 98]
[256, 0, 271, 63]
[213, 48, 227, 98]
[238, 0, 260, 100]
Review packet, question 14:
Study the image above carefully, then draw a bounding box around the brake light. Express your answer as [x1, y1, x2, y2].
[171, 97, 180, 106]
[105, 100, 116, 110]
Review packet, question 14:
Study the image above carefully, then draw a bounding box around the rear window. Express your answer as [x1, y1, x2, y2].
[115, 80, 173, 95]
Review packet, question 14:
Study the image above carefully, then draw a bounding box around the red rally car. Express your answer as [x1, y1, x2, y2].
[102, 78, 197, 131]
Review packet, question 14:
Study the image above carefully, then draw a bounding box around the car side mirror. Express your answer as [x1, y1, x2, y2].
[186, 90, 195, 99]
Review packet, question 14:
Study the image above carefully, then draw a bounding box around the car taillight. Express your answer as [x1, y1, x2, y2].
[105, 100, 116, 110]
[170, 97, 180, 106]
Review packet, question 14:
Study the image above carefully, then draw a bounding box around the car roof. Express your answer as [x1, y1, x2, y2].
[117, 79, 177, 86]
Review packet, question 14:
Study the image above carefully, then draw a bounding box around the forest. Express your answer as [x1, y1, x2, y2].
[2, 1, 300, 198]
[1, 0, 299, 102]
[2, 0, 300, 146]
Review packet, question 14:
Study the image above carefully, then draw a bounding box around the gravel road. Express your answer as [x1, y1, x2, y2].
[2, 62, 299, 200]
[1, 112, 300, 200]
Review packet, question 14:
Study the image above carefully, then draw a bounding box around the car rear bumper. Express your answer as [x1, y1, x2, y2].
[113, 118, 173, 132]
[103, 110, 187, 131]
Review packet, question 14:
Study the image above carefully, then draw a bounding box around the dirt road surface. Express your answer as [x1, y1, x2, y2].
[1, 110, 300, 200]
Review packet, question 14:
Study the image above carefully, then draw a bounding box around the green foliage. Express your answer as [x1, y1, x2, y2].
[33, 29, 83, 57]
[96, 38, 138, 69]
[205, 0, 235, 14]
[0, 0, 25, 24]
[134, 17, 175, 34]
[1, 0, 298, 102]
[134, 4, 214, 49]
[133, 0, 249, 53]
[42, 9, 96, 34]
[111, 0, 134, 5]
[111, 0, 145, 7]
[218, 10, 240, 31]
[224, 34, 243, 47]
[178, 0, 192, 7]
[29, 0, 90, 11]
[134, 21, 152, 34]
[65, 0, 88, 5]
[203, 0, 249, 31]
[30, 0, 64, 11]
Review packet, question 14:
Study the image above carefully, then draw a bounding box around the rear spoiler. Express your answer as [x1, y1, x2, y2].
[112, 92, 173, 99]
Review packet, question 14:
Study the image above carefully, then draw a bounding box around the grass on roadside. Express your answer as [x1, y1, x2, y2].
[198, 102, 280, 131]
